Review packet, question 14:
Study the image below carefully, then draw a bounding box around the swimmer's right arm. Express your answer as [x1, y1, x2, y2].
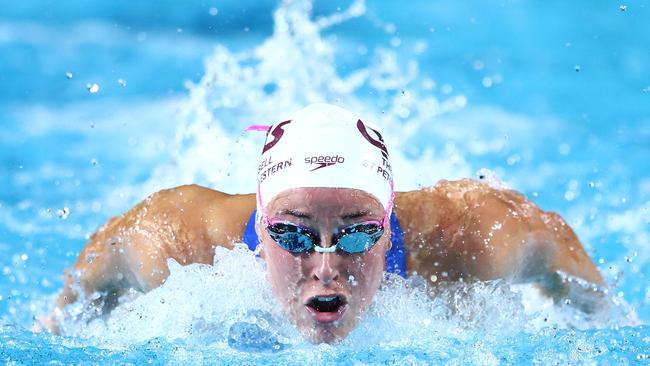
[41, 185, 256, 333]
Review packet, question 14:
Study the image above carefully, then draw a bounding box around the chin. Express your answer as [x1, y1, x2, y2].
[295, 307, 357, 344]
[302, 322, 351, 344]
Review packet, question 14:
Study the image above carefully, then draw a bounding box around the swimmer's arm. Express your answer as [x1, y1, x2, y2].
[43, 185, 254, 332]
[44, 200, 173, 332]
[456, 183, 604, 288]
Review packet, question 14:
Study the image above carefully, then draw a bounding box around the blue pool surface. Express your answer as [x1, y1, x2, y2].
[1, 0, 649, 364]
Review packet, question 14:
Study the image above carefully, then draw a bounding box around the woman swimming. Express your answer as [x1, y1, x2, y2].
[42, 103, 603, 343]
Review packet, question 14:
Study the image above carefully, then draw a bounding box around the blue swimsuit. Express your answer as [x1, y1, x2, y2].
[242, 209, 407, 278]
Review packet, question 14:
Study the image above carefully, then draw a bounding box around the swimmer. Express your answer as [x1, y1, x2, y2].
[40, 103, 604, 343]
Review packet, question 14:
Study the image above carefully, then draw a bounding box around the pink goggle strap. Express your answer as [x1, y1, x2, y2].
[383, 178, 395, 225]
[245, 124, 272, 132]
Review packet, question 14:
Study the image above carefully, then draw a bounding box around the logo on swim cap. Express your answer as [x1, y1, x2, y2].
[304, 155, 346, 171]
[262, 120, 292, 154]
[357, 119, 389, 160]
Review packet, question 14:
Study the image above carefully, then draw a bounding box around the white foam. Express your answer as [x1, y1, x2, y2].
[64, 245, 299, 347]
[58, 245, 634, 350]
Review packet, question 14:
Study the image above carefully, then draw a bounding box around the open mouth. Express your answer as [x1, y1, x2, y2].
[305, 295, 348, 322]
[307, 295, 347, 312]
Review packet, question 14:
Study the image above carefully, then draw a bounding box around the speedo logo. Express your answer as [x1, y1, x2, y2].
[304, 155, 345, 171]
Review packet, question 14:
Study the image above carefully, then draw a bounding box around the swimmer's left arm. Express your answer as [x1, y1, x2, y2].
[396, 179, 604, 295]
[452, 181, 604, 289]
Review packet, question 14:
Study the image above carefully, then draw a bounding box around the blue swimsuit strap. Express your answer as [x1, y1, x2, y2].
[242, 209, 407, 278]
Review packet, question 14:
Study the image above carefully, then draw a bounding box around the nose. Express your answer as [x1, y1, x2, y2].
[311, 251, 341, 285]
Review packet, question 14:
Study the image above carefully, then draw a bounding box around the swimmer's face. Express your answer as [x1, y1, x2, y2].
[258, 187, 389, 344]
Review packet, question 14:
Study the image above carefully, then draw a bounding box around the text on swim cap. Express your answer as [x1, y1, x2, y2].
[258, 156, 293, 183]
[304, 155, 345, 171]
[362, 159, 392, 181]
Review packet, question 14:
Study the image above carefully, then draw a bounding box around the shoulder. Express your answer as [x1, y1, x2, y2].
[433, 178, 525, 203]
[147, 184, 229, 206]
[106, 184, 235, 241]
[430, 179, 537, 217]
[396, 179, 527, 219]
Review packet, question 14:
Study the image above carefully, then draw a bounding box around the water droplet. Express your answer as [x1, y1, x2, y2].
[454, 95, 467, 107]
[421, 78, 435, 90]
[429, 274, 437, 282]
[348, 275, 358, 287]
[574, 64, 581, 72]
[56, 207, 70, 219]
[91, 158, 98, 166]
[506, 154, 521, 166]
[620, 5, 627, 11]
[65, 72, 73, 79]
[482, 77, 493, 88]
[87, 83, 100, 93]
[20, 254, 28, 261]
[160, 298, 166, 304]
[558, 143, 571, 155]
[209, 7, 219, 16]
[118, 79, 127, 87]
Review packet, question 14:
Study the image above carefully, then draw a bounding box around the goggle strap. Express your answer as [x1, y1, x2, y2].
[383, 178, 395, 225]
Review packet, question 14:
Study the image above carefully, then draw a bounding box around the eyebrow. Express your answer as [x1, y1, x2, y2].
[276, 209, 371, 220]
[277, 209, 311, 219]
[340, 210, 372, 220]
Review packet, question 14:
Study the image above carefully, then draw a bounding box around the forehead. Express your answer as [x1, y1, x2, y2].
[265, 187, 384, 216]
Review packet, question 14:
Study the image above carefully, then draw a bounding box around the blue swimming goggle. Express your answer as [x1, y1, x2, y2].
[265, 221, 385, 254]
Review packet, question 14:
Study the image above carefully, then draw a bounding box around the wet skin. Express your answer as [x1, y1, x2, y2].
[261, 188, 389, 343]
[42, 179, 604, 341]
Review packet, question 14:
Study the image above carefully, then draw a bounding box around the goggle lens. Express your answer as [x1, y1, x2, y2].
[266, 221, 384, 254]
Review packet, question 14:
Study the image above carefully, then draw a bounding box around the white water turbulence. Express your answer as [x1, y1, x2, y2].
[64, 246, 299, 348]
[49, 0, 639, 360]
[61, 245, 634, 357]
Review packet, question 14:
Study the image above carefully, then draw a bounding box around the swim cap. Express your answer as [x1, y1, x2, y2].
[253, 103, 394, 220]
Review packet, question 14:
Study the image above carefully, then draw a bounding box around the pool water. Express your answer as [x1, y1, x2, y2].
[1, 0, 649, 364]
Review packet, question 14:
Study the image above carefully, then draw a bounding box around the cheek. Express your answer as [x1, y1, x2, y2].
[263, 241, 302, 295]
[349, 247, 386, 297]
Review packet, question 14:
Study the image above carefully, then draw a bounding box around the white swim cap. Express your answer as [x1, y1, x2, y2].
[251, 103, 394, 220]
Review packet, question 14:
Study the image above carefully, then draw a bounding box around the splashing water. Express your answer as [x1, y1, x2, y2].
[141, 0, 470, 197]
[53, 242, 636, 363]
[2, 0, 649, 364]
[34, 0, 644, 345]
